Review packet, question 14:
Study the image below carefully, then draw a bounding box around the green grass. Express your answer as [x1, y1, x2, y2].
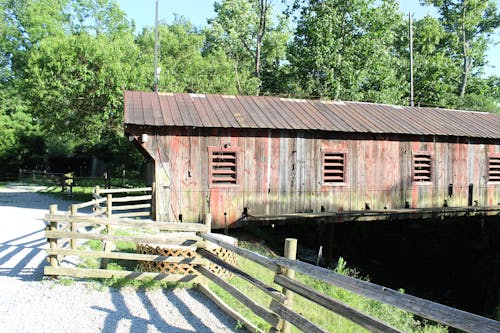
[207, 246, 448, 333]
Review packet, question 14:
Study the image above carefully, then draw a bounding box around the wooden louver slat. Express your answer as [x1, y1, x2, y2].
[323, 152, 345, 184]
[489, 156, 500, 181]
[413, 153, 431, 182]
[211, 151, 237, 185]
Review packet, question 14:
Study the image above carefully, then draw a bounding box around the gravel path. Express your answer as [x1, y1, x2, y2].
[0, 184, 241, 333]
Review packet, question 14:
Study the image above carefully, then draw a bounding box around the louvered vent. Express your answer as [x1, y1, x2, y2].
[323, 152, 346, 184]
[210, 150, 237, 185]
[489, 155, 500, 182]
[413, 153, 432, 182]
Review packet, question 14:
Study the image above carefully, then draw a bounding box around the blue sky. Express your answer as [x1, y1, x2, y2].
[116, 0, 499, 77]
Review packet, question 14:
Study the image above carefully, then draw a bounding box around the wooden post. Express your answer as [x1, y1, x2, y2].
[204, 213, 212, 233]
[48, 205, 59, 268]
[105, 194, 111, 218]
[151, 182, 156, 219]
[282, 238, 297, 333]
[93, 185, 100, 214]
[100, 194, 113, 269]
[70, 204, 77, 250]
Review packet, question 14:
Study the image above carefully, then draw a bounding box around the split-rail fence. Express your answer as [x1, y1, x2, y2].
[43, 189, 500, 333]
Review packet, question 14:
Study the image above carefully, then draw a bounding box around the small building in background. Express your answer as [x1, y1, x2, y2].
[124, 91, 500, 229]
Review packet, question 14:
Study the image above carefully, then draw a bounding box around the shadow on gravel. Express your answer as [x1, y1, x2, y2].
[167, 290, 218, 332]
[92, 290, 195, 333]
[0, 229, 48, 281]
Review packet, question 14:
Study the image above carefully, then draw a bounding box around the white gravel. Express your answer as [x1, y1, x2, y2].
[0, 184, 241, 333]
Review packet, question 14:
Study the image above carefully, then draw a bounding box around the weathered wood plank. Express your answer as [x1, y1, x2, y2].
[197, 284, 264, 333]
[111, 195, 152, 203]
[198, 248, 286, 303]
[111, 203, 151, 211]
[98, 187, 152, 194]
[197, 266, 282, 328]
[199, 233, 278, 271]
[275, 257, 500, 333]
[44, 214, 209, 232]
[269, 300, 328, 333]
[274, 274, 403, 333]
[44, 266, 199, 282]
[46, 248, 207, 265]
[73, 198, 107, 209]
[45, 230, 201, 246]
[112, 211, 151, 218]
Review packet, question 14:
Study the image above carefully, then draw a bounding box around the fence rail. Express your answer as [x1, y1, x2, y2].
[68, 185, 154, 219]
[43, 205, 500, 333]
[44, 204, 209, 281]
[197, 233, 500, 333]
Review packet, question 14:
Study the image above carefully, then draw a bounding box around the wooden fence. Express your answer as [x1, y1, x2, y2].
[197, 233, 500, 333]
[43, 205, 500, 333]
[70, 185, 153, 219]
[44, 204, 209, 281]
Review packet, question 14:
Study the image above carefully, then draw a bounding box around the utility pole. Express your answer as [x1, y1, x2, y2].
[153, 0, 160, 92]
[409, 12, 414, 107]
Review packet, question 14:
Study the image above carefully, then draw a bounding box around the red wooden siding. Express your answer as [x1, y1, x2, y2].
[131, 127, 500, 228]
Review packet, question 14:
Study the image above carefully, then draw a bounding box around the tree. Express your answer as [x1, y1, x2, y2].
[288, 0, 406, 103]
[24, 32, 142, 152]
[205, 0, 290, 94]
[421, 0, 500, 97]
[136, 19, 247, 94]
[405, 16, 460, 107]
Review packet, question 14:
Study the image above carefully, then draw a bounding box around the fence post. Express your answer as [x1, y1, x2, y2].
[281, 238, 297, 333]
[93, 185, 100, 214]
[106, 194, 112, 218]
[151, 182, 156, 220]
[204, 213, 212, 233]
[48, 204, 59, 268]
[70, 204, 77, 250]
[100, 194, 113, 269]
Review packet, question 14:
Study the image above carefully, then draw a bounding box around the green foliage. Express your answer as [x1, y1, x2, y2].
[136, 19, 246, 94]
[24, 32, 141, 149]
[288, 0, 406, 103]
[421, 0, 500, 99]
[1, 0, 499, 180]
[205, 0, 290, 94]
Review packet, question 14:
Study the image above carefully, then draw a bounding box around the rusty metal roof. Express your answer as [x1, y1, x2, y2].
[124, 91, 500, 139]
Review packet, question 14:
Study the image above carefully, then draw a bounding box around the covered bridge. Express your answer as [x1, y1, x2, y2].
[124, 91, 500, 228]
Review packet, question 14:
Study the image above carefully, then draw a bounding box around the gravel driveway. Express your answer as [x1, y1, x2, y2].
[0, 184, 240, 333]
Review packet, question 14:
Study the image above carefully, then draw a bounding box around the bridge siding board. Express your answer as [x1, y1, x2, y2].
[130, 125, 500, 227]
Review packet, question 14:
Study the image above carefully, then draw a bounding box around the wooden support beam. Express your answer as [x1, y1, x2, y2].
[45, 230, 201, 246]
[48, 204, 58, 268]
[44, 214, 208, 232]
[46, 248, 207, 265]
[44, 266, 199, 282]
[281, 238, 297, 333]
[98, 187, 152, 194]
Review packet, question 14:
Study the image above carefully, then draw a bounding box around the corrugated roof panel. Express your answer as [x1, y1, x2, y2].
[251, 96, 289, 129]
[149, 92, 163, 126]
[265, 96, 304, 130]
[235, 96, 269, 129]
[123, 91, 500, 140]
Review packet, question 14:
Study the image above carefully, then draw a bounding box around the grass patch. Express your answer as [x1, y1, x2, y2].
[207, 248, 448, 333]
